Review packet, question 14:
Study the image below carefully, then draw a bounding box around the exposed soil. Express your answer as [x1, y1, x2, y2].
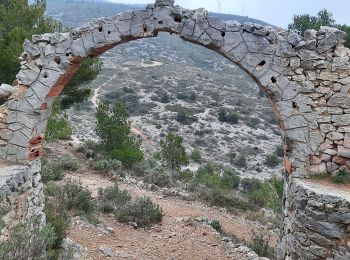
[47, 141, 277, 259]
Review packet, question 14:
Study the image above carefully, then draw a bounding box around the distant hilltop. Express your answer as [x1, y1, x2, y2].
[45, 0, 272, 28]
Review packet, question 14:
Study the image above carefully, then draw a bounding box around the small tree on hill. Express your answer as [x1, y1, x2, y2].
[96, 100, 143, 167]
[160, 132, 189, 170]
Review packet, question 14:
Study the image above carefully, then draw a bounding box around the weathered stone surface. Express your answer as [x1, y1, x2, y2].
[337, 146, 350, 158]
[287, 32, 302, 46]
[0, 161, 45, 237]
[304, 29, 317, 41]
[332, 114, 350, 126]
[328, 93, 350, 108]
[327, 132, 343, 141]
[278, 179, 350, 259]
[343, 133, 350, 148]
[0, 84, 13, 98]
[317, 26, 347, 53]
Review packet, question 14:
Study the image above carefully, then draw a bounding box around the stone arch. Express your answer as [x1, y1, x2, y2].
[1, 0, 350, 258]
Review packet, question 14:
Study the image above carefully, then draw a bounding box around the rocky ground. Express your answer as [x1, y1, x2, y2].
[46, 141, 276, 260]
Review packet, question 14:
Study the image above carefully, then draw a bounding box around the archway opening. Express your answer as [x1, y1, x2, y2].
[46, 29, 285, 258]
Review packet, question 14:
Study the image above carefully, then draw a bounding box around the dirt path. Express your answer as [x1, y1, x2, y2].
[66, 171, 265, 260]
[48, 142, 275, 259]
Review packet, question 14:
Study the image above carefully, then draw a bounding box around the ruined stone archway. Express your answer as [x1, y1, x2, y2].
[1, 0, 350, 258]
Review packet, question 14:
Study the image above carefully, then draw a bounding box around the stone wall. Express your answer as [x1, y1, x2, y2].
[279, 179, 350, 259]
[0, 161, 45, 240]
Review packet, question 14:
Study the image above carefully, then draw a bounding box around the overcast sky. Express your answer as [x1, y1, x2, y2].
[107, 0, 350, 28]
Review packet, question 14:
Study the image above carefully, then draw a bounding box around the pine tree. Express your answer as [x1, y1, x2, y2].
[160, 132, 189, 170]
[96, 101, 143, 168]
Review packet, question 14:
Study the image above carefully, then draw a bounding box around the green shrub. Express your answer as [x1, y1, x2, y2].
[195, 188, 256, 212]
[247, 189, 266, 208]
[133, 159, 158, 177]
[0, 200, 10, 230]
[218, 108, 227, 122]
[233, 154, 247, 168]
[77, 140, 102, 159]
[265, 177, 284, 214]
[160, 93, 170, 103]
[179, 170, 193, 183]
[59, 155, 80, 171]
[98, 185, 132, 213]
[116, 197, 163, 227]
[275, 145, 284, 157]
[191, 149, 202, 163]
[166, 105, 200, 125]
[250, 234, 273, 257]
[333, 171, 350, 184]
[246, 117, 261, 129]
[110, 146, 143, 168]
[210, 220, 222, 233]
[190, 163, 221, 190]
[46, 180, 95, 221]
[46, 100, 73, 142]
[190, 164, 240, 191]
[45, 205, 70, 259]
[264, 154, 280, 168]
[94, 159, 122, 173]
[0, 218, 56, 260]
[221, 168, 240, 189]
[241, 178, 262, 193]
[41, 160, 64, 183]
[176, 110, 198, 125]
[218, 108, 239, 124]
[144, 170, 171, 187]
[226, 112, 239, 124]
[245, 177, 284, 214]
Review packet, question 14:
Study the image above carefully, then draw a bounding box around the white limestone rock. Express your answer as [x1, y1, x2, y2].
[0, 84, 13, 98]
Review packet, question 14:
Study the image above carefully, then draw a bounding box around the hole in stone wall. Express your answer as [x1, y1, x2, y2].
[174, 15, 182, 23]
[292, 102, 299, 111]
[143, 27, 148, 33]
[271, 76, 277, 83]
[43, 72, 48, 79]
[258, 60, 266, 66]
[108, 31, 111, 34]
[255, 60, 266, 71]
[29, 150, 40, 160]
[158, 21, 164, 25]
[54, 57, 61, 64]
[65, 53, 70, 57]
[221, 31, 226, 37]
[29, 136, 43, 146]
[98, 27, 103, 32]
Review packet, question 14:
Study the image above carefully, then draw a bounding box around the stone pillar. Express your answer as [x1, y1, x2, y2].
[278, 178, 350, 259]
[0, 160, 45, 240]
